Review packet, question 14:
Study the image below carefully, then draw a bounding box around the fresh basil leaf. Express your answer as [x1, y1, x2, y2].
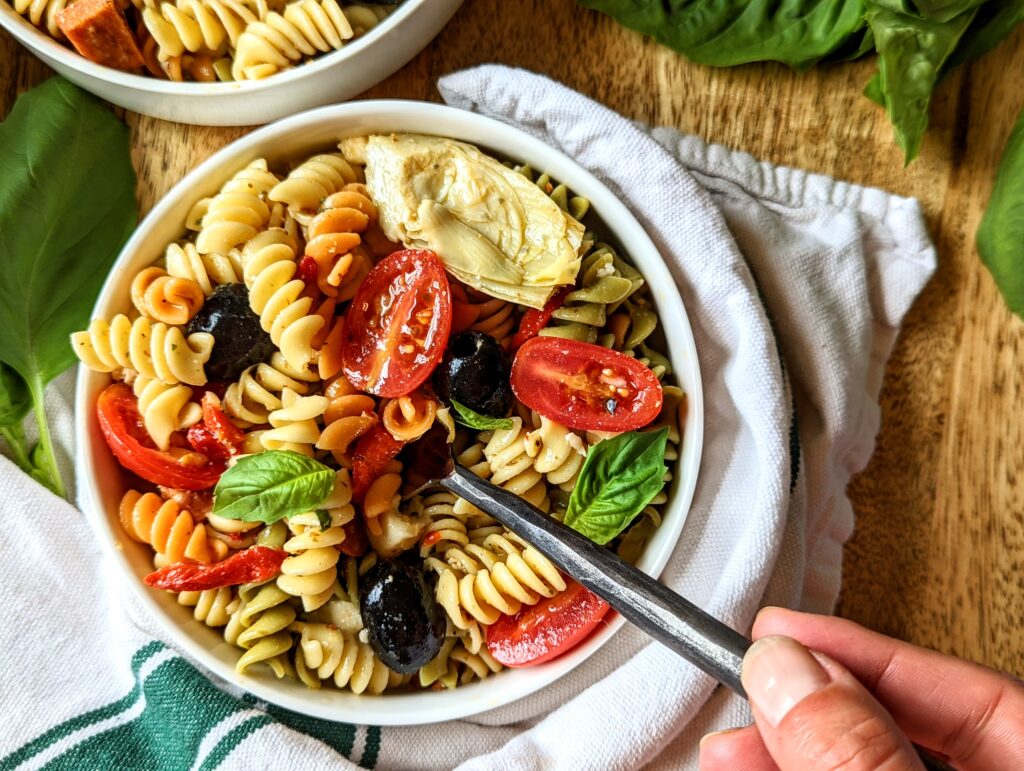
[943, 1, 1024, 73]
[0, 364, 31, 428]
[977, 105, 1024, 319]
[911, 0, 988, 24]
[867, 5, 977, 163]
[824, 24, 876, 63]
[212, 451, 335, 524]
[0, 77, 137, 386]
[451, 400, 513, 431]
[578, 0, 868, 70]
[863, 73, 886, 106]
[315, 509, 331, 530]
[564, 428, 668, 545]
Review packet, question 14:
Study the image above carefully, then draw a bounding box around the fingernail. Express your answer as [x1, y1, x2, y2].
[741, 636, 830, 727]
[699, 728, 739, 749]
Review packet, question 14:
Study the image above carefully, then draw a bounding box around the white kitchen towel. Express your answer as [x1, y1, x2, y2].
[0, 65, 935, 771]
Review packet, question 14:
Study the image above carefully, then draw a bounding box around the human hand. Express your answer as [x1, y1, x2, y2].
[699, 607, 1024, 770]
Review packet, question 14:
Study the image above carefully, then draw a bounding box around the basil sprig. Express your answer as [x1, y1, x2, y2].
[315, 509, 332, 531]
[451, 400, 513, 431]
[563, 428, 668, 545]
[212, 451, 335, 524]
[0, 78, 137, 497]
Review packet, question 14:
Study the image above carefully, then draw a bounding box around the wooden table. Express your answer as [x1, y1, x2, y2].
[3, 0, 1022, 679]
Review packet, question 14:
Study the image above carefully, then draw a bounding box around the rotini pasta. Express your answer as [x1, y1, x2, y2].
[12, 0, 67, 37]
[72, 314, 214, 386]
[163, 240, 244, 296]
[178, 586, 238, 626]
[242, 227, 324, 372]
[292, 622, 407, 694]
[316, 373, 376, 463]
[260, 387, 328, 455]
[267, 152, 359, 224]
[119, 489, 226, 564]
[223, 352, 318, 426]
[304, 184, 376, 299]
[380, 389, 439, 443]
[482, 418, 551, 512]
[231, 581, 297, 676]
[231, 0, 387, 81]
[131, 266, 205, 325]
[131, 375, 202, 450]
[188, 158, 281, 254]
[141, 0, 260, 61]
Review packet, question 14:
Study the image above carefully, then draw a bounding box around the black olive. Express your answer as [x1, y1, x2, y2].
[185, 284, 275, 381]
[432, 331, 512, 417]
[359, 559, 445, 674]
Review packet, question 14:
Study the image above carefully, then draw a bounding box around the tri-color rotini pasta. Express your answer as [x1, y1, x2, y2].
[75, 133, 684, 694]
[5, 0, 394, 80]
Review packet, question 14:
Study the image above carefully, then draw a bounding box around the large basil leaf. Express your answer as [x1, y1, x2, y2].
[867, 5, 977, 163]
[564, 428, 668, 545]
[0, 77, 137, 387]
[212, 451, 336, 523]
[977, 106, 1024, 319]
[578, 0, 868, 70]
[912, 0, 988, 23]
[944, 1, 1024, 72]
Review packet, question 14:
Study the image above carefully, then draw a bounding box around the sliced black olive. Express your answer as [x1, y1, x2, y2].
[185, 283, 274, 381]
[359, 559, 445, 674]
[432, 330, 512, 417]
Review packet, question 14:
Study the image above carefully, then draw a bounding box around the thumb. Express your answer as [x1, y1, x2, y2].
[742, 635, 924, 771]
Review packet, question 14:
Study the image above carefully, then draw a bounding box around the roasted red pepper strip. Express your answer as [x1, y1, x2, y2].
[510, 285, 573, 352]
[351, 424, 405, 502]
[144, 546, 286, 591]
[337, 516, 369, 557]
[187, 392, 245, 461]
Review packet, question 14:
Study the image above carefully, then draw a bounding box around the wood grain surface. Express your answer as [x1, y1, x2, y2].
[2, 0, 1022, 679]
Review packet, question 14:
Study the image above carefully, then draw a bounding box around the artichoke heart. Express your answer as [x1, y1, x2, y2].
[361, 134, 584, 308]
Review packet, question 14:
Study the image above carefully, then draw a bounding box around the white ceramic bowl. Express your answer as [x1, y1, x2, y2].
[75, 100, 705, 725]
[0, 0, 462, 125]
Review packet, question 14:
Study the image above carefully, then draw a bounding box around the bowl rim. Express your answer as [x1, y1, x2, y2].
[0, 0, 429, 96]
[74, 99, 705, 726]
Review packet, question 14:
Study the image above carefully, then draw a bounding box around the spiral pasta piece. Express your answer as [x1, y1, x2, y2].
[380, 390, 439, 443]
[267, 152, 359, 224]
[413, 489, 468, 558]
[450, 642, 503, 684]
[482, 418, 550, 512]
[141, 0, 262, 60]
[231, 582, 297, 676]
[512, 163, 590, 222]
[164, 241, 244, 296]
[131, 266, 205, 325]
[292, 622, 406, 693]
[450, 284, 517, 348]
[187, 158, 281, 254]
[242, 228, 324, 372]
[523, 413, 586, 491]
[119, 490, 226, 564]
[231, 1, 387, 82]
[362, 462, 401, 537]
[304, 185, 376, 299]
[432, 532, 565, 628]
[131, 375, 202, 450]
[12, 0, 68, 38]
[260, 387, 328, 455]
[178, 587, 238, 627]
[223, 352, 318, 425]
[316, 374, 376, 464]
[72, 314, 214, 386]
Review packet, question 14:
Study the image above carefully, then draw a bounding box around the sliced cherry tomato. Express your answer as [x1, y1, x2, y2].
[337, 516, 369, 557]
[187, 392, 245, 461]
[97, 383, 225, 490]
[486, 579, 611, 667]
[339, 249, 451, 397]
[144, 546, 286, 591]
[510, 285, 572, 351]
[350, 424, 405, 502]
[297, 255, 318, 284]
[511, 337, 663, 432]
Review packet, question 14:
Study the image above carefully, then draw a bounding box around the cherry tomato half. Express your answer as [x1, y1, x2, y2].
[97, 383, 225, 490]
[339, 249, 451, 397]
[510, 337, 663, 432]
[486, 579, 611, 667]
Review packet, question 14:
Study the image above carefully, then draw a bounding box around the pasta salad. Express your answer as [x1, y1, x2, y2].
[7, 0, 393, 81]
[73, 134, 686, 693]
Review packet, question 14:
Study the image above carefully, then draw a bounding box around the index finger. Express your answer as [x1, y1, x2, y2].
[753, 607, 1024, 770]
